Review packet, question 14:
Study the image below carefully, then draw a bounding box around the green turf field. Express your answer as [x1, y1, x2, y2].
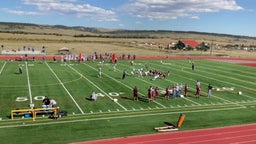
[0, 59, 256, 144]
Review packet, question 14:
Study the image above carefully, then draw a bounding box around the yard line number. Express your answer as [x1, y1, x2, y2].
[15, 92, 124, 102]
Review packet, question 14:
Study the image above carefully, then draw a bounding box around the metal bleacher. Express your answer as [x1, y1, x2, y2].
[1, 50, 46, 55]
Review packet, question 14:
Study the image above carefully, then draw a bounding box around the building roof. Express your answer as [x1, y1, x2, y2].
[180, 40, 199, 48]
[58, 47, 69, 51]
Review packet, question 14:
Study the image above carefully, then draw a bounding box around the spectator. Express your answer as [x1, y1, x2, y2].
[113, 63, 117, 72]
[42, 56, 46, 63]
[98, 67, 102, 78]
[50, 99, 57, 107]
[155, 86, 159, 97]
[19, 65, 22, 74]
[90, 92, 97, 101]
[165, 86, 171, 99]
[172, 84, 177, 99]
[32, 56, 36, 61]
[185, 83, 189, 97]
[148, 86, 153, 102]
[192, 62, 195, 71]
[145, 63, 149, 70]
[53, 56, 56, 63]
[122, 70, 127, 79]
[43, 96, 51, 106]
[195, 80, 201, 98]
[133, 86, 139, 101]
[122, 54, 125, 60]
[130, 60, 134, 66]
[179, 83, 183, 96]
[208, 84, 213, 97]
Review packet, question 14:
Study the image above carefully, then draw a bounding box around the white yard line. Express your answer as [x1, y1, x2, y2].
[25, 62, 33, 104]
[45, 62, 85, 114]
[0, 61, 6, 75]
[68, 64, 128, 111]
[197, 66, 256, 88]
[201, 61, 256, 81]
[0, 106, 245, 129]
[239, 94, 256, 100]
[165, 61, 256, 92]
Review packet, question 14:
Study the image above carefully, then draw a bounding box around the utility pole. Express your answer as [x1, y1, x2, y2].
[210, 40, 213, 56]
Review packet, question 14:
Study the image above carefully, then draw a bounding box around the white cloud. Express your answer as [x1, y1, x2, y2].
[21, 0, 118, 21]
[123, 0, 243, 20]
[2, 8, 42, 16]
[135, 21, 143, 25]
[118, 23, 124, 27]
[191, 15, 199, 19]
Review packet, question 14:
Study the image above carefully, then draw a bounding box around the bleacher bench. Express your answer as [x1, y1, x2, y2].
[11, 108, 58, 121]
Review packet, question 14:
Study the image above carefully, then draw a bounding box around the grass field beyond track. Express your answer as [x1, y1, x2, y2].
[0, 58, 255, 144]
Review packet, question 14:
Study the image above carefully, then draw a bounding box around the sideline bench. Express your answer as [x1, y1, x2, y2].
[11, 108, 58, 121]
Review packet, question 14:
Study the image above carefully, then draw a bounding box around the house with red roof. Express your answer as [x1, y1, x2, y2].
[179, 39, 199, 49]
[168, 39, 201, 50]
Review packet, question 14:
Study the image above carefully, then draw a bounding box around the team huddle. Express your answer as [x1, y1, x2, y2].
[133, 80, 213, 102]
[134, 83, 189, 102]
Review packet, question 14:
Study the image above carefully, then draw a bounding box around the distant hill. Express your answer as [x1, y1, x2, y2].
[1, 21, 256, 48]
[0, 22, 99, 36]
[0, 21, 254, 39]
[0, 22, 256, 58]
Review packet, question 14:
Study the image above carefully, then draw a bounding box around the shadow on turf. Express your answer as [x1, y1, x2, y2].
[85, 98, 96, 101]
[14, 72, 22, 75]
[121, 96, 149, 102]
[164, 122, 176, 127]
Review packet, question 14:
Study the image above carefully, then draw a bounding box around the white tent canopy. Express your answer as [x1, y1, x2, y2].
[58, 47, 70, 54]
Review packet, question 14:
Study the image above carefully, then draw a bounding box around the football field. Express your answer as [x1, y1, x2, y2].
[0, 58, 256, 143]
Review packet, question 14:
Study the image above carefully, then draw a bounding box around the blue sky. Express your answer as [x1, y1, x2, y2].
[0, 0, 255, 36]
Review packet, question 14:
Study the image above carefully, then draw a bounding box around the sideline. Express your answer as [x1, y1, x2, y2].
[0, 105, 245, 129]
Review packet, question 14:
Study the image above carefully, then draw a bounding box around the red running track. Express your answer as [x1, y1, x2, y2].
[75, 123, 256, 144]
